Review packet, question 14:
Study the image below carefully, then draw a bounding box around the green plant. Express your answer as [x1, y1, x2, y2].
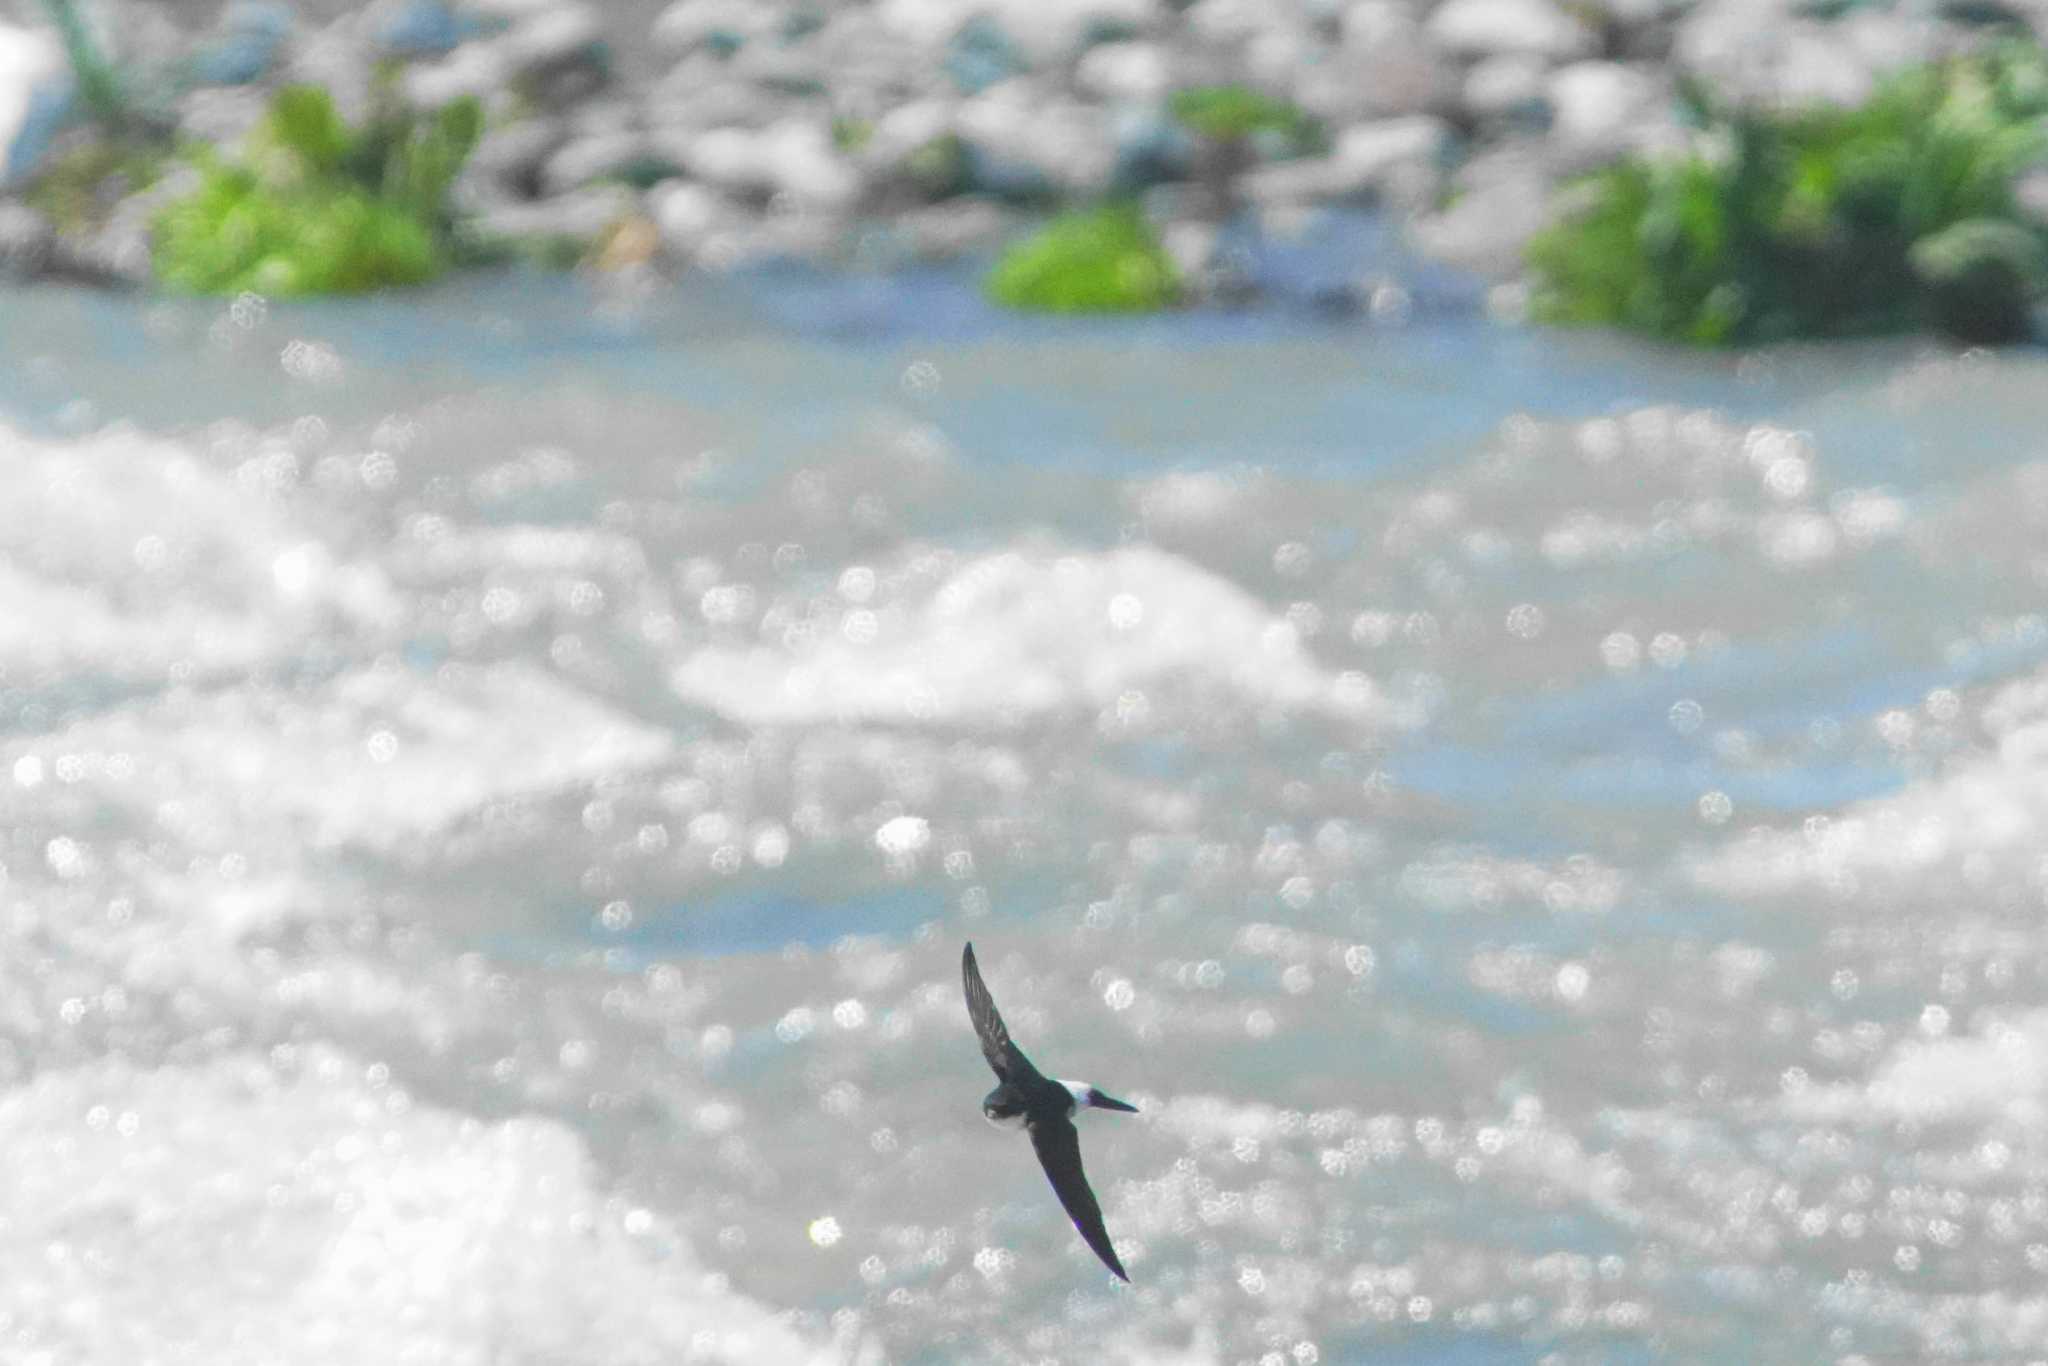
[831, 116, 873, 153]
[23, 141, 163, 233]
[1909, 217, 2046, 342]
[985, 202, 1181, 313]
[1168, 85, 1313, 146]
[153, 84, 482, 296]
[905, 132, 970, 201]
[1528, 46, 2048, 344]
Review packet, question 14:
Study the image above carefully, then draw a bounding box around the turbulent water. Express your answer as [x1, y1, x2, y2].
[6, 268, 2048, 1364]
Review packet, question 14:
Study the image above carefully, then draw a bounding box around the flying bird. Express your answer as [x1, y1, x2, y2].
[962, 941, 1138, 1281]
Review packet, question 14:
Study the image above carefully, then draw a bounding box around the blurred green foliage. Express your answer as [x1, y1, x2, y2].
[906, 133, 971, 201]
[1168, 84, 1313, 146]
[1528, 45, 2048, 344]
[24, 142, 163, 233]
[1909, 217, 2046, 342]
[985, 203, 1181, 312]
[154, 85, 483, 296]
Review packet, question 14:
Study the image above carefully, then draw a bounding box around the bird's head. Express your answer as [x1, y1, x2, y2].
[1063, 1081, 1139, 1114]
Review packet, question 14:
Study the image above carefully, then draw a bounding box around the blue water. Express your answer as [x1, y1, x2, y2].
[5, 256, 2048, 1363]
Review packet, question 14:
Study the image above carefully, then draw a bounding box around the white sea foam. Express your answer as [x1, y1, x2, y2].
[0, 1048, 840, 1365]
[1693, 665, 2048, 898]
[670, 546, 1389, 728]
[1789, 1011, 2048, 1125]
[0, 422, 396, 678]
[1, 660, 670, 855]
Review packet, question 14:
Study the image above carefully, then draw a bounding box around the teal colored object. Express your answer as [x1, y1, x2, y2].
[38, 0, 124, 128]
[945, 16, 1027, 95]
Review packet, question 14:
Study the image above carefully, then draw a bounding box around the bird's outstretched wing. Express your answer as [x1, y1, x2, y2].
[1029, 1113, 1129, 1282]
[963, 942, 1045, 1083]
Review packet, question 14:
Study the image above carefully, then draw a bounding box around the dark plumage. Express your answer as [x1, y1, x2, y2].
[963, 942, 1137, 1281]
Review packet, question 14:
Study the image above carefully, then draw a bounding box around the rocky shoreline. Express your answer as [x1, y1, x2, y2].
[0, 0, 2034, 303]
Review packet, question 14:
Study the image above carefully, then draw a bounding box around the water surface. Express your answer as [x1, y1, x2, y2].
[5, 267, 2048, 1363]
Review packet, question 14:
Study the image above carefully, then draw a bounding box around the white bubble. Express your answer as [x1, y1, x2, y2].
[837, 566, 876, 602]
[1599, 631, 1640, 671]
[1505, 603, 1546, 640]
[1764, 455, 1810, 500]
[875, 816, 930, 857]
[808, 1216, 842, 1248]
[1649, 632, 1688, 668]
[841, 609, 879, 644]
[751, 824, 791, 868]
[776, 1008, 816, 1043]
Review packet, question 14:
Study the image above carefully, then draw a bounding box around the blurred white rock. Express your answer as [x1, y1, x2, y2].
[499, 2, 603, 70]
[913, 196, 1015, 252]
[1409, 146, 1556, 276]
[648, 176, 730, 252]
[1313, 1, 1459, 119]
[1426, 0, 1595, 60]
[1463, 53, 1552, 123]
[464, 114, 568, 192]
[957, 81, 1116, 198]
[467, 182, 638, 248]
[683, 124, 773, 196]
[1673, 0, 1927, 109]
[540, 129, 649, 195]
[859, 97, 957, 174]
[881, 0, 1157, 60]
[758, 117, 864, 211]
[1074, 40, 1173, 102]
[0, 200, 49, 278]
[1545, 61, 1664, 162]
[652, 0, 776, 55]
[404, 39, 510, 107]
[1242, 115, 1449, 205]
[0, 21, 63, 186]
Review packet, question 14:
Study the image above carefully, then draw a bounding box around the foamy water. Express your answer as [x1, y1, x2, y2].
[5, 275, 2048, 1363]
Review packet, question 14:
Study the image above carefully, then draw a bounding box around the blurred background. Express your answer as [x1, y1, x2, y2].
[5, 1, 2048, 1363]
